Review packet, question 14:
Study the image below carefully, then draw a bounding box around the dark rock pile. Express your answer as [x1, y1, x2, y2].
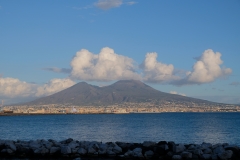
[0, 139, 240, 160]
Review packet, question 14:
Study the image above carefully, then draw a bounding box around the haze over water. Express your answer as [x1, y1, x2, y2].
[0, 113, 239, 145]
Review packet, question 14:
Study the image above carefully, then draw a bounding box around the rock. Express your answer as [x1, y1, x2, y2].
[172, 155, 182, 160]
[181, 151, 192, 159]
[5, 141, 16, 151]
[77, 148, 87, 155]
[61, 138, 73, 144]
[50, 146, 60, 154]
[201, 142, 212, 149]
[107, 150, 116, 156]
[113, 145, 122, 154]
[68, 141, 79, 149]
[73, 158, 81, 160]
[211, 154, 218, 160]
[61, 146, 71, 154]
[218, 150, 233, 160]
[168, 141, 176, 152]
[201, 154, 211, 160]
[144, 150, 154, 158]
[224, 145, 239, 152]
[87, 147, 96, 154]
[133, 148, 143, 158]
[193, 149, 203, 156]
[187, 144, 196, 150]
[158, 141, 168, 145]
[72, 148, 79, 154]
[203, 148, 212, 154]
[124, 150, 133, 157]
[213, 146, 225, 154]
[174, 144, 186, 153]
[99, 143, 107, 154]
[29, 141, 41, 150]
[143, 141, 156, 147]
[7, 149, 14, 154]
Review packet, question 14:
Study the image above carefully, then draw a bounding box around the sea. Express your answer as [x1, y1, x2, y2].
[0, 113, 240, 145]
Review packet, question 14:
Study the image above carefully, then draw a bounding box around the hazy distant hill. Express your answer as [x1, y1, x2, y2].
[24, 80, 214, 106]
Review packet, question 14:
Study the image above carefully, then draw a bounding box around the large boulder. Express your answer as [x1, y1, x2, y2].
[144, 150, 154, 158]
[5, 141, 16, 152]
[50, 146, 60, 154]
[213, 146, 225, 155]
[181, 151, 192, 159]
[218, 150, 233, 160]
[77, 148, 87, 155]
[174, 144, 186, 153]
[172, 155, 182, 160]
[113, 145, 122, 154]
[143, 141, 156, 148]
[201, 154, 211, 160]
[133, 148, 144, 158]
[61, 146, 71, 155]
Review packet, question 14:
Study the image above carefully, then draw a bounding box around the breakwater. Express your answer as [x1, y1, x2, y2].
[0, 139, 239, 160]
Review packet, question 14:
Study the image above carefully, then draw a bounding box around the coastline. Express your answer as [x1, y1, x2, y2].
[0, 139, 239, 160]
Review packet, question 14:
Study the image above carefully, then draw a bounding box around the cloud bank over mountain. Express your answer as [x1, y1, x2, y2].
[50, 47, 231, 85]
[0, 47, 232, 104]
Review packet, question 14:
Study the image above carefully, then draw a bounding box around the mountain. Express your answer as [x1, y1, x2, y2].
[25, 80, 213, 106]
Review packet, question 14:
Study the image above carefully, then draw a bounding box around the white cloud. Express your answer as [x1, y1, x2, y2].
[94, 0, 122, 10]
[187, 49, 232, 84]
[35, 78, 75, 97]
[141, 52, 180, 83]
[0, 77, 75, 99]
[70, 47, 141, 81]
[170, 91, 186, 96]
[126, 1, 137, 5]
[0, 77, 36, 98]
[172, 49, 232, 85]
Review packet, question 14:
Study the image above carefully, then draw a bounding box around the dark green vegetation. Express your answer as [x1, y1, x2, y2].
[25, 80, 214, 106]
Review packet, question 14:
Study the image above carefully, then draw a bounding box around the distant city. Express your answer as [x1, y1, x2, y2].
[1, 101, 239, 115]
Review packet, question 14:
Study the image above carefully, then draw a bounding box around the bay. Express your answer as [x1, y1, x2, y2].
[0, 112, 239, 145]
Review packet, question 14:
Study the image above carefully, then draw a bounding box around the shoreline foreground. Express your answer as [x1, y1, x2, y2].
[0, 139, 239, 160]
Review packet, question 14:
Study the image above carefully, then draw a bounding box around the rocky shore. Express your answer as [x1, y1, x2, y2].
[0, 139, 239, 160]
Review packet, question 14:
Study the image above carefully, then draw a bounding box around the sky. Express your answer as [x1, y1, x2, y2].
[0, 0, 240, 105]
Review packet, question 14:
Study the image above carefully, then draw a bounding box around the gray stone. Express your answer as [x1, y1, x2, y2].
[5, 141, 17, 151]
[175, 144, 186, 153]
[73, 158, 81, 160]
[193, 149, 203, 156]
[211, 154, 218, 160]
[143, 141, 156, 147]
[113, 145, 122, 154]
[172, 155, 182, 160]
[7, 149, 14, 154]
[133, 148, 143, 158]
[29, 141, 41, 150]
[50, 147, 60, 154]
[72, 148, 79, 154]
[77, 148, 87, 155]
[201, 142, 212, 149]
[188, 144, 196, 150]
[224, 145, 240, 152]
[201, 154, 211, 160]
[124, 150, 133, 157]
[61, 146, 71, 154]
[107, 150, 116, 156]
[181, 151, 192, 159]
[68, 141, 79, 149]
[87, 147, 96, 154]
[213, 146, 225, 154]
[218, 150, 233, 160]
[203, 148, 212, 154]
[144, 150, 154, 158]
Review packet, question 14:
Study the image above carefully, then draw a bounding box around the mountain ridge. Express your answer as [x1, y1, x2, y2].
[24, 80, 216, 106]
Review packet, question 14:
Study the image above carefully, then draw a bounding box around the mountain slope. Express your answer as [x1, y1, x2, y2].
[26, 80, 212, 106]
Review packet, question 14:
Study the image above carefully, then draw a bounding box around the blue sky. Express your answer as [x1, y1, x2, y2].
[0, 0, 240, 105]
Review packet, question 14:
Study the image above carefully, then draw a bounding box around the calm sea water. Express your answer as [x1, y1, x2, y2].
[0, 113, 239, 145]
